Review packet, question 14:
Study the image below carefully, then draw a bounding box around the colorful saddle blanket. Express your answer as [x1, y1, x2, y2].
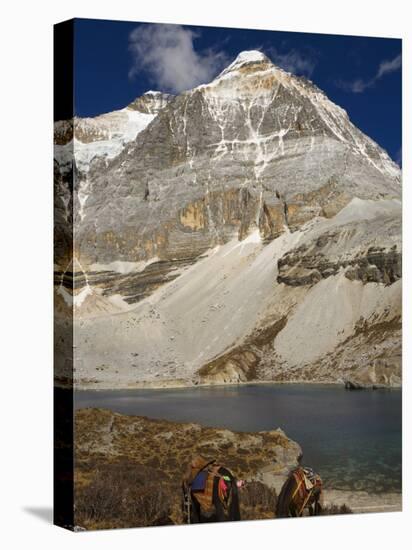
[191, 470, 208, 492]
[192, 468, 217, 513]
[183, 456, 233, 514]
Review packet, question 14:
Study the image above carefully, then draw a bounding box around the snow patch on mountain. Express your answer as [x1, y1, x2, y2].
[88, 257, 160, 275]
[60, 109, 155, 173]
[54, 91, 174, 175]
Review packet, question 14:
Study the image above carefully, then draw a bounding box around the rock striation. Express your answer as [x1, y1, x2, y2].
[54, 50, 402, 388]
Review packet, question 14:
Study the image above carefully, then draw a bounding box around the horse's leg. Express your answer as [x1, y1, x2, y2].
[190, 495, 201, 523]
[310, 487, 323, 516]
[228, 477, 241, 521]
[213, 477, 227, 522]
[276, 475, 296, 518]
[314, 497, 322, 516]
[289, 503, 298, 517]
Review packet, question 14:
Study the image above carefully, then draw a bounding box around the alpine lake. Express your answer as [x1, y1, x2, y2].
[75, 383, 402, 494]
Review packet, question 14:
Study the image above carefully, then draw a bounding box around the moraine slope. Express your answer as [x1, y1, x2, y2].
[54, 50, 401, 388]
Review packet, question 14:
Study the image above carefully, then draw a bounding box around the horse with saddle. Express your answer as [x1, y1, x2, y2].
[276, 465, 324, 517]
[182, 455, 241, 523]
[182, 455, 323, 523]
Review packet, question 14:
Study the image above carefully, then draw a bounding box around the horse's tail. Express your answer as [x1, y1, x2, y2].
[276, 473, 295, 518]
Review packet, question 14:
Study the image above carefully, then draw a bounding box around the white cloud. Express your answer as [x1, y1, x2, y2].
[377, 54, 402, 78]
[337, 54, 402, 93]
[267, 47, 317, 77]
[128, 24, 228, 93]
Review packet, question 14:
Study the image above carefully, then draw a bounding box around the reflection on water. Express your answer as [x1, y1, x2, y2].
[75, 384, 402, 493]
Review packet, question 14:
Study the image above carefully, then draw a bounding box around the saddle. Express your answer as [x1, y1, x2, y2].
[292, 466, 322, 502]
[183, 456, 231, 514]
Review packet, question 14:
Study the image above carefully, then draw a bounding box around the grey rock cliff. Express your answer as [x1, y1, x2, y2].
[54, 50, 401, 388]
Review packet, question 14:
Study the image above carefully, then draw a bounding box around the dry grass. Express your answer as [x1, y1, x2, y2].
[75, 460, 176, 529]
[240, 481, 277, 520]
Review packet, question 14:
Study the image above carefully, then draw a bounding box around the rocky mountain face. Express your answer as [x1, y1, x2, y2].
[54, 50, 401, 388]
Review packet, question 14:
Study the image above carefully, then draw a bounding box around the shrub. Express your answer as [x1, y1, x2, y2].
[241, 481, 277, 509]
[75, 460, 174, 529]
[239, 481, 277, 519]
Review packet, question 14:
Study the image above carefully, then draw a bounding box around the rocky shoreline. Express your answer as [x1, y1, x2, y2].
[72, 377, 401, 391]
[75, 408, 303, 483]
[322, 489, 401, 514]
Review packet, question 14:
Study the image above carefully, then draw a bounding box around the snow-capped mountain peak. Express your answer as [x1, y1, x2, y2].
[54, 90, 173, 175]
[224, 50, 269, 69]
[193, 50, 400, 182]
[216, 50, 272, 79]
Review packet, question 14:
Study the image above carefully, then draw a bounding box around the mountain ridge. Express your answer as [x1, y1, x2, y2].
[53, 49, 402, 389]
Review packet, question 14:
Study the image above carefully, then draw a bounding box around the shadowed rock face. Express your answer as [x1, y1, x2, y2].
[277, 196, 401, 287]
[54, 51, 401, 388]
[278, 241, 401, 286]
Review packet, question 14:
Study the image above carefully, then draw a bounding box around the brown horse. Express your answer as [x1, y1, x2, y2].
[276, 466, 323, 518]
[182, 456, 241, 523]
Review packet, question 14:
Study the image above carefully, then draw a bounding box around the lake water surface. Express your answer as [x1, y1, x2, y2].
[75, 384, 402, 493]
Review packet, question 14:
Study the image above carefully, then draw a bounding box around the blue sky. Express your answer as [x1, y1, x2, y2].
[74, 18, 402, 165]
